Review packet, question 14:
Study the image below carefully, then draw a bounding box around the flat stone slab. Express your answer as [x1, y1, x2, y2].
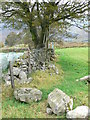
[14, 88, 42, 103]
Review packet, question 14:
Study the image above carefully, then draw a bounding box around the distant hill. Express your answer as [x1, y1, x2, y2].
[0, 24, 88, 43]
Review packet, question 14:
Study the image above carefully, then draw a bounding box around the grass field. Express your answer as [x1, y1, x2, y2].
[2, 47, 88, 118]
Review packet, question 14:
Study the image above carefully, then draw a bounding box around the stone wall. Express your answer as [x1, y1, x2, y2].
[3, 48, 57, 84]
[14, 48, 55, 73]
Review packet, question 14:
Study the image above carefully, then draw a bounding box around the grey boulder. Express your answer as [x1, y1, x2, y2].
[48, 88, 73, 115]
[14, 88, 42, 103]
[66, 106, 90, 119]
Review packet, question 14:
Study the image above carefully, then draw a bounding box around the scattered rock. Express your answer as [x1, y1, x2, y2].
[80, 75, 90, 83]
[4, 75, 11, 82]
[46, 107, 53, 115]
[76, 79, 79, 82]
[48, 64, 55, 69]
[14, 88, 42, 103]
[56, 68, 59, 74]
[48, 64, 59, 74]
[5, 81, 11, 86]
[27, 77, 33, 83]
[19, 71, 27, 83]
[13, 67, 21, 76]
[21, 68, 27, 72]
[16, 58, 21, 62]
[19, 77, 33, 84]
[66, 106, 90, 119]
[21, 65, 28, 68]
[48, 88, 73, 115]
[14, 76, 20, 82]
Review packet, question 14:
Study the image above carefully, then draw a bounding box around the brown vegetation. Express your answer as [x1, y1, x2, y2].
[55, 42, 88, 49]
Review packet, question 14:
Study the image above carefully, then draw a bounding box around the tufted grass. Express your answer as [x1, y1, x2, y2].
[2, 47, 88, 118]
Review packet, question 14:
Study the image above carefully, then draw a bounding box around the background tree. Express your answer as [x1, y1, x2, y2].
[0, 41, 4, 48]
[1, 0, 88, 48]
[17, 28, 34, 46]
[5, 28, 34, 47]
[5, 32, 18, 46]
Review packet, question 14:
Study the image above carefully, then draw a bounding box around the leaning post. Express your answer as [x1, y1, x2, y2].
[9, 61, 15, 89]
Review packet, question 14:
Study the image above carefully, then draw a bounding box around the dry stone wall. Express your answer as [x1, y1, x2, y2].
[3, 48, 57, 84]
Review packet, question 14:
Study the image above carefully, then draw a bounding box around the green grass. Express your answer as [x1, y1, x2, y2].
[55, 47, 88, 108]
[2, 47, 88, 118]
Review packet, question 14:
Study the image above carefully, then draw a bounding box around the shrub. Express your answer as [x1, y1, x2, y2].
[0, 42, 4, 48]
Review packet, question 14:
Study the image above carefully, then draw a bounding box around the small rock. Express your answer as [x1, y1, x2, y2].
[32, 67, 36, 71]
[66, 106, 90, 119]
[4, 75, 11, 82]
[46, 107, 53, 115]
[51, 55, 55, 58]
[16, 58, 21, 62]
[21, 68, 27, 72]
[56, 68, 59, 75]
[28, 77, 33, 83]
[21, 65, 28, 68]
[19, 71, 27, 82]
[14, 76, 20, 82]
[7, 70, 10, 75]
[76, 79, 79, 82]
[50, 57, 54, 61]
[13, 67, 21, 76]
[5, 81, 11, 86]
[49, 64, 55, 70]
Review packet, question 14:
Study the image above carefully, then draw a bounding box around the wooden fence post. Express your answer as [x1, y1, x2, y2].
[27, 46, 31, 78]
[9, 61, 15, 89]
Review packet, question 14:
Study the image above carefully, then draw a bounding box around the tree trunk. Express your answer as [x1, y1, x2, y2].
[29, 24, 48, 49]
[39, 27, 46, 48]
[29, 25, 39, 48]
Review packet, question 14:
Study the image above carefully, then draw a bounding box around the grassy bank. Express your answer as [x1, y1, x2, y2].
[2, 47, 88, 118]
